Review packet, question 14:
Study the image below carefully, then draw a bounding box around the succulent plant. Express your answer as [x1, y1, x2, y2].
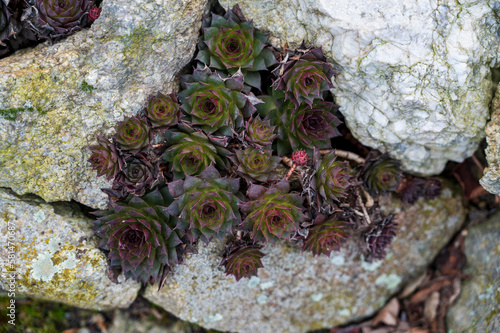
[144, 92, 180, 129]
[179, 68, 255, 135]
[272, 42, 336, 107]
[0, 2, 12, 44]
[302, 214, 349, 257]
[398, 177, 442, 204]
[220, 242, 265, 281]
[365, 215, 398, 261]
[363, 155, 402, 194]
[35, 0, 93, 35]
[244, 115, 277, 147]
[232, 147, 281, 182]
[314, 151, 352, 205]
[113, 155, 159, 196]
[291, 149, 308, 166]
[240, 179, 305, 244]
[196, 6, 277, 89]
[113, 115, 152, 154]
[88, 135, 123, 181]
[163, 130, 230, 179]
[93, 186, 182, 284]
[167, 165, 241, 243]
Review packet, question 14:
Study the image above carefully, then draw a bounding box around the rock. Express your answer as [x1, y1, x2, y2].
[447, 212, 500, 332]
[480, 83, 500, 195]
[144, 184, 466, 333]
[0, 0, 208, 209]
[108, 309, 192, 333]
[220, 0, 499, 175]
[0, 188, 140, 310]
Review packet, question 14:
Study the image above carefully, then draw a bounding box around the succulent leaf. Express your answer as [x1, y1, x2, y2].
[240, 179, 305, 244]
[93, 186, 181, 285]
[163, 130, 230, 179]
[365, 215, 398, 261]
[88, 135, 124, 181]
[113, 154, 159, 196]
[314, 151, 352, 205]
[232, 147, 281, 182]
[302, 214, 349, 257]
[196, 7, 278, 89]
[144, 92, 180, 129]
[221, 243, 265, 281]
[167, 165, 241, 243]
[113, 115, 152, 154]
[179, 68, 255, 135]
[0, 2, 12, 43]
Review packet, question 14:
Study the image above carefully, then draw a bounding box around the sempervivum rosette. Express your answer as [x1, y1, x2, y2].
[163, 130, 230, 179]
[0, 2, 12, 44]
[365, 215, 398, 261]
[240, 179, 305, 244]
[179, 68, 255, 135]
[35, 0, 93, 35]
[272, 42, 336, 107]
[113, 115, 152, 154]
[87, 136, 123, 181]
[113, 155, 159, 196]
[220, 242, 265, 281]
[93, 186, 182, 285]
[244, 115, 277, 148]
[314, 151, 352, 205]
[144, 92, 180, 129]
[363, 154, 402, 194]
[302, 214, 349, 257]
[232, 147, 281, 183]
[167, 165, 241, 243]
[196, 6, 277, 89]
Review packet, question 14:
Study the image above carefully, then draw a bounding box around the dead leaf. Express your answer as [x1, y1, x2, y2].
[409, 328, 428, 333]
[409, 278, 452, 304]
[372, 298, 400, 327]
[400, 272, 428, 299]
[423, 291, 440, 323]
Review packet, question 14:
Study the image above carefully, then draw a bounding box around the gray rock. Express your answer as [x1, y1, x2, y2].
[108, 309, 192, 333]
[0, 0, 208, 209]
[144, 185, 466, 333]
[480, 84, 500, 195]
[0, 188, 141, 310]
[447, 212, 500, 332]
[221, 0, 500, 175]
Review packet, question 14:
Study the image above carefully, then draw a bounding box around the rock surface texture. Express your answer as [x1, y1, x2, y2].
[221, 0, 500, 175]
[0, 188, 141, 310]
[0, 0, 208, 209]
[447, 212, 500, 332]
[144, 186, 466, 333]
[480, 84, 500, 195]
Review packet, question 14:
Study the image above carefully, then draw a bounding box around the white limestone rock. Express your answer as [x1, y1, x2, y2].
[221, 0, 500, 175]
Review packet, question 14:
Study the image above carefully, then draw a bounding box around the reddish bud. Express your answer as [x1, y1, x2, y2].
[89, 7, 102, 21]
[292, 149, 308, 166]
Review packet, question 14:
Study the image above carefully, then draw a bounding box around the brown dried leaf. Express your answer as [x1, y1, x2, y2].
[423, 291, 440, 323]
[372, 298, 400, 327]
[410, 329, 429, 333]
[409, 278, 452, 304]
[400, 272, 428, 299]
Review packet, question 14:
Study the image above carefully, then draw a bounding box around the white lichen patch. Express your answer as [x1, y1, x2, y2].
[375, 273, 402, 291]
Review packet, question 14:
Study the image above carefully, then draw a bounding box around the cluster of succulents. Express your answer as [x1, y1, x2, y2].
[88, 5, 442, 287]
[0, 0, 101, 58]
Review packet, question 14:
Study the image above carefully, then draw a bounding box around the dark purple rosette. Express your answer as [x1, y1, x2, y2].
[239, 179, 305, 244]
[113, 155, 158, 196]
[365, 216, 398, 261]
[144, 92, 180, 129]
[87, 135, 123, 181]
[93, 186, 182, 285]
[113, 115, 152, 153]
[36, 0, 93, 35]
[302, 214, 349, 257]
[221, 243, 265, 281]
